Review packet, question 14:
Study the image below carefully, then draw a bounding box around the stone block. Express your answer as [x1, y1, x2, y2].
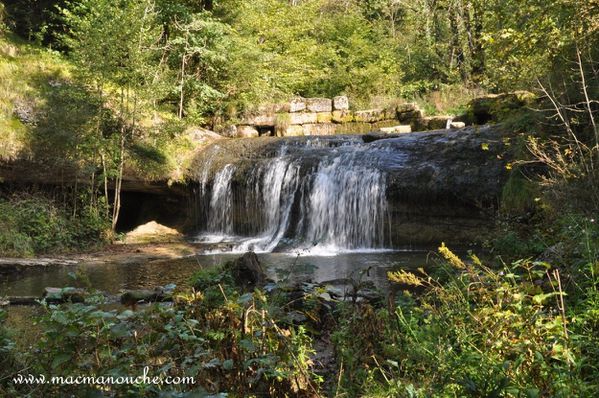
[302, 123, 336, 136]
[335, 122, 373, 134]
[241, 114, 276, 126]
[372, 120, 401, 130]
[289, 112, 318, 125]
[354, 109, 385, 123]
[237, 125, 259, 138]
[333, 96, 349, 110]
[396, 102, 418, 113]
[450, 121, 466, 129]
[289, 98, 306, 112]
[379, 125, 412, 134]
[257, 103, 290, 113]
[306, 98, 332, 112]
[397, 109, 423, 123]
[382, 107, 398, 120]
[282, 125, 304, 136]
[332, 110, 354, 123]
[424, 116, 452, 130]
[220, 125, 237, 138]
[316, 112, 333, 123]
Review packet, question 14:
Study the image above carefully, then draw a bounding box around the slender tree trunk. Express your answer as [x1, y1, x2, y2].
[468, 1, 484, 79]
[179, 54, 186, 118]
[101, 152, 109, 219]
[73, 173, 78, 217]
[111, 131, 125, 232]
[576, 45, 599, 156]
[449, 3, 466, 80]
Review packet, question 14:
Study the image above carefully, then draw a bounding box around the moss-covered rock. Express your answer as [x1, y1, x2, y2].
[332, 110, 354, 123]
[353, 109, 385, 123]
[316, 112, 333, 123]
[465, 91, 536, 125]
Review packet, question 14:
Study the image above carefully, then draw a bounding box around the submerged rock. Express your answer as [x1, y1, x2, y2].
[226, 252, 268, 289]
[43, 287, 86, 303]
[120, 286, 172, 305]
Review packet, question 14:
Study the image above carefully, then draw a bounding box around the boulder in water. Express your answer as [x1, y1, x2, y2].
[120, 286, 172, 305]
[226, 252, 267, 289]
[43, 287, 86, 303]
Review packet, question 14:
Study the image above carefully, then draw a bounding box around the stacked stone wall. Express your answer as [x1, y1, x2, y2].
[229, 96, 463, 138]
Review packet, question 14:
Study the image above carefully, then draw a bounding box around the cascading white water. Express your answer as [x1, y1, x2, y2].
[303, 155, 389, 250]
[196, 139, 391, 254]
[206, 164, 236, 234]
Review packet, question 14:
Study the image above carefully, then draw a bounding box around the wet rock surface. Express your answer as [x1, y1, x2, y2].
[225, 251, 268, 289]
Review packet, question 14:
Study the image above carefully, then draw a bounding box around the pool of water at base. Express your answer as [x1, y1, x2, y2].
[0, 250, 434, 297]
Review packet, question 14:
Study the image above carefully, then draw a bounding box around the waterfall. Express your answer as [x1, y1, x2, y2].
[195, 138, 392, 254]
[303, 155, 389, 250]
[206, 164, 236, 234]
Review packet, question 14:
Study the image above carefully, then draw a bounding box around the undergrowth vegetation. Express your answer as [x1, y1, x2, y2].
[0, 193, 108, 256]
[335, 241, 599, 397]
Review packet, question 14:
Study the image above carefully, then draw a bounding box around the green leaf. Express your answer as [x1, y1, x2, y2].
[51, 311, 70, 325]
[222, 359, 234, 370]
[532, 292, 563, 304]
[52, 353, 71, 369]
[110, 323, 131, 338]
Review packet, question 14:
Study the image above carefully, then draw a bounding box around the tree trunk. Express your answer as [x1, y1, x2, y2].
[467, 1, 485, 79]
[111, 132, 125, 232]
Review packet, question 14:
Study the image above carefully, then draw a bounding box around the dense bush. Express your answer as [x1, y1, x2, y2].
[0, 194, 109, 256]
[332, 244, 599, 397]
[2, 281, 321, 396]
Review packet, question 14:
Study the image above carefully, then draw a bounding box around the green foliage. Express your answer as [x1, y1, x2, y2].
[4, 277, 322, 396]
[0, 308, 20, 397]
[0, 194, 109, 256]
[165, 11, 232, 122]
[501, 169, 539, 214]
[60, 0, 161, 92]
[333, 246, 599, 397]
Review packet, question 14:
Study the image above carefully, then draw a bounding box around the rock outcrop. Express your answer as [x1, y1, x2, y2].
[191, 125, 513, 247]
[463, 91, 535, 125]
